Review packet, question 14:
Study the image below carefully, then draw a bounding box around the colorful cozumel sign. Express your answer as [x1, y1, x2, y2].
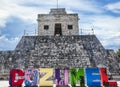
[9, 68, 118, 87]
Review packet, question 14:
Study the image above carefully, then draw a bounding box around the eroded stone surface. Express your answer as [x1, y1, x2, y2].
[0, 35, 119, 75]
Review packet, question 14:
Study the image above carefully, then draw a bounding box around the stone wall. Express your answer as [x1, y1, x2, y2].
[37, 8, 79, 36]
[0, 35, 119, 75]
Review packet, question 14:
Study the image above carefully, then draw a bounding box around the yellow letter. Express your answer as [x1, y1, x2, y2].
[39, 68, 53, 86]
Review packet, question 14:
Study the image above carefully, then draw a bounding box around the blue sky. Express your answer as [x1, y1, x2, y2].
[0, 0, 120, 51]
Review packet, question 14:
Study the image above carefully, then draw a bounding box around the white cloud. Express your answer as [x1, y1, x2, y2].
[0, 0, 102, 28]
[105, 1, 120, 13]
[79, 14, 120, 50]
[92, 15, 120, 36]
[0, 10, 10, 28]
[93, 16, 120, 50]
[0, 35, 20, 50]
[101, 36, 120, 50]
[58, 0, 101, 13]
[0, 0, 49, 28]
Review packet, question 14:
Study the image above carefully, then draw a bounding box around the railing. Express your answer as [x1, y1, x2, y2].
[23, 28, 95, 36]
[24, 29, 38, 36]
[80, 28, 94, 35]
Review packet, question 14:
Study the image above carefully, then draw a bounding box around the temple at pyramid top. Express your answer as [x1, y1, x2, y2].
[37, 8, 79, 36]
[49, 8, 67, 14]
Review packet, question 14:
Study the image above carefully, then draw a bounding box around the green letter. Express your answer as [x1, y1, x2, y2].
[70, 68, 85, 87]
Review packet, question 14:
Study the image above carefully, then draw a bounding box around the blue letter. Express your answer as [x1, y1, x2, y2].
[85, 68, 101, 86]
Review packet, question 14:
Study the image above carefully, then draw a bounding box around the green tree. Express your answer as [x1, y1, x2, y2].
[117, 49, 120, 58]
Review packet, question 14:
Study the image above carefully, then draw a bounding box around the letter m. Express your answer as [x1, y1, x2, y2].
[70, 68, 85, 86]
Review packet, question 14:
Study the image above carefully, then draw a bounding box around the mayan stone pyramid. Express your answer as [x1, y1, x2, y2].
[0, 8, 120, 77]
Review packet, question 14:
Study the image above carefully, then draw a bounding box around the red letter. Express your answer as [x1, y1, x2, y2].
[100, 68, 117, 86]
[9, 69, 24, 86]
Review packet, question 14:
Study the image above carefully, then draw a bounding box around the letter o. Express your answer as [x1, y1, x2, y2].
[24, 68, 39, 86]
